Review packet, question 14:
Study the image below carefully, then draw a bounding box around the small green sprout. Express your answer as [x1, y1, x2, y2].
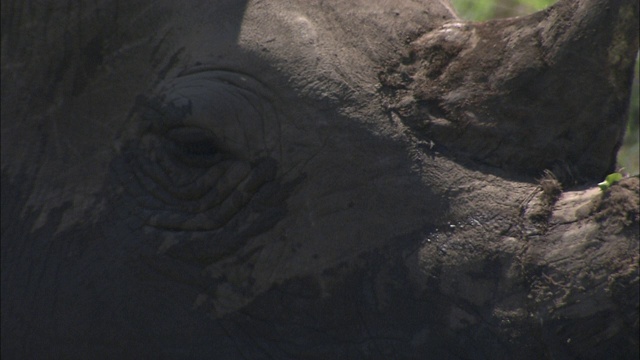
[598, 172, 623, 192]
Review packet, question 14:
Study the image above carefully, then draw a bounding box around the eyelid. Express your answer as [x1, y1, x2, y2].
[164, 126, 214, 143]
[155, 70, 279, 160]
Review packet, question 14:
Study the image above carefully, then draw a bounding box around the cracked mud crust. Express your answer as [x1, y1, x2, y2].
[517, 177, 639, 356]
[552, 177, 639, 233]
[594, 177, 640, 232]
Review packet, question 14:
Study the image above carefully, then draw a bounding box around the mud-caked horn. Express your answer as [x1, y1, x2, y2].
[381, 0, 639, 181]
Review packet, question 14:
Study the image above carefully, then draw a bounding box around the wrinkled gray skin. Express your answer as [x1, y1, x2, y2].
[2, 0, 638, 358]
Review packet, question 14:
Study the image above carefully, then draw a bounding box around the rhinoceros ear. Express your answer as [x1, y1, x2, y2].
[381, 0, 638, 183]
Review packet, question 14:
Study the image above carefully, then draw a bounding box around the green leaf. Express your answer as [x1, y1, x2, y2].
[599, 172, 623, 192]
[605, 172, 623, 185]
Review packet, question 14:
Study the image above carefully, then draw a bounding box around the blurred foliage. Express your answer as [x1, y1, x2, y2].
[450, 0, 640, 175]
[620, 56, 639, 175]
[451, 0, 555, 20]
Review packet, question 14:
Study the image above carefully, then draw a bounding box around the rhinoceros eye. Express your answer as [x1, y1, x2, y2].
[164, 126, 222, 168]
[166, 127, 218, 156]
[154, 69, 280, 161]
[112, 70, 282, 254]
